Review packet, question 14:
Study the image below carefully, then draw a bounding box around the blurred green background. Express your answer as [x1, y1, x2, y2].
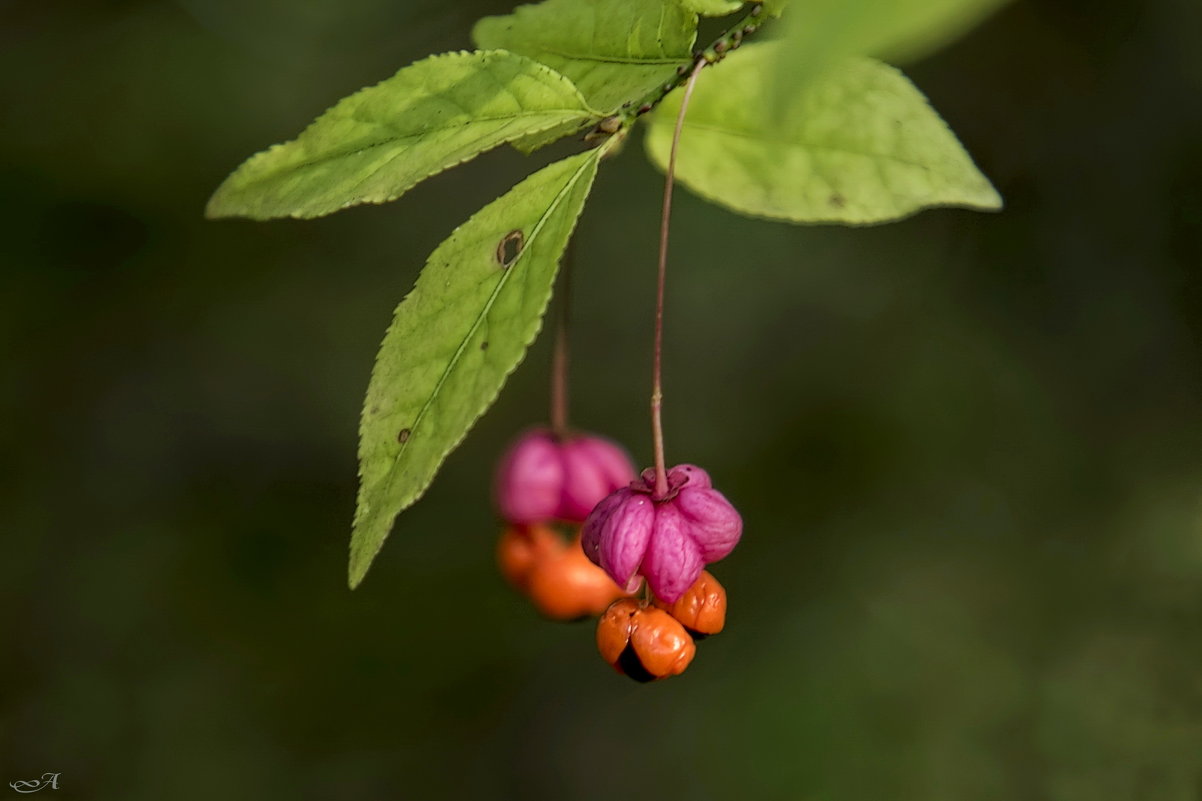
[3, 0, 1202, 799]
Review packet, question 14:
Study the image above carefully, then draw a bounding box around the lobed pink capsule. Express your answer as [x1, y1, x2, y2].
[494, 429, 636, 525]
[582, 464, 742, 604]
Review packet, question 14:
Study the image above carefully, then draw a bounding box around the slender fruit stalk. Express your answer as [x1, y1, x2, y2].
[651, 58, 707, 499]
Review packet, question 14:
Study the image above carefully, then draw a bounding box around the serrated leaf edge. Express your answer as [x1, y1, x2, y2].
[348, 147, 605, 588]
[206, 50, 603, 221]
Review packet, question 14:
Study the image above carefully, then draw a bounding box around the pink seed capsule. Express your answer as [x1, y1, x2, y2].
[583, 463, 742, 604]
[559, 436, 637, 522]
[494, 429, 636, 525]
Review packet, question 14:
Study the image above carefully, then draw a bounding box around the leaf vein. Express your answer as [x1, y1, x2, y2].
[249, 110, 588, 182]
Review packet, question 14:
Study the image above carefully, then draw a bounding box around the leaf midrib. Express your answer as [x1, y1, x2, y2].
[533, 48, 689, 65]
[241, 109, 593, 184]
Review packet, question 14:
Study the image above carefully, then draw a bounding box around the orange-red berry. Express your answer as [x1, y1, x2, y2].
[526, 536, 630, 620]
[655, 570, 726, 637]
[596, 599, 641, 664]
[595, 599, 696, 682]
[496, 523, 566, 591]
[630, 607, 696, 678]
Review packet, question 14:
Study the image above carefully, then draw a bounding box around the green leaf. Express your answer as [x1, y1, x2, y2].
[473, 0, 697, 113]
[645, 43, 1001, 225]
[779, 0, 1009, 79]
[349, 147, 603, 588]
[679, 0, 744, 15]
[207, 50, 599, 220]
[508, 119, 594, 155]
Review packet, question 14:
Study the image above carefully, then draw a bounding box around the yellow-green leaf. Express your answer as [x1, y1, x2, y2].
[645, 43, 1001, 225]
[473, 0, 697, 113]
[349, 148, 603, 588]
[207, 50, 598, 220]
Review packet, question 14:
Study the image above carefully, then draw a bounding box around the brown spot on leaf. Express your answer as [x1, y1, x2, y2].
[829, 193, 846, 208]
[397, 428, 411, 444]
[480, 341, 489, 350]
[496, 230, 524, 268]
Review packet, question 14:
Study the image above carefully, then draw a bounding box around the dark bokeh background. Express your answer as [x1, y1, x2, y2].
[3, 0, 1202, 798]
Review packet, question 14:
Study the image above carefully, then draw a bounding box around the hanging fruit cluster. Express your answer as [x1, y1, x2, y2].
[495, 430, 740, 681]
[206, 0, 1004, 683]
[490, 58, 743, 683]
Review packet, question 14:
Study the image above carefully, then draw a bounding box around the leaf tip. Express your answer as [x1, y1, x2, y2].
[347, 539, 372, 590]
[205, 175, 254, 221]
[957, 176, 1003, 213]
[980, 183, 1004, 211]
[203, 192, 230, 221]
